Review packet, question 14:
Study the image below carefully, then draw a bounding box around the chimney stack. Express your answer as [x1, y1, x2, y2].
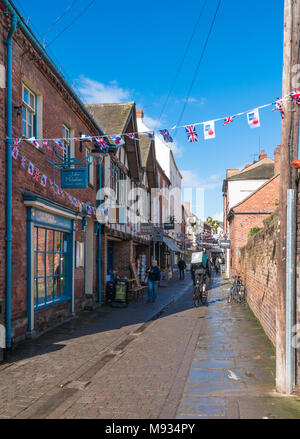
[136, 109, 144, 119]
[274, 145, 281, 174]
[259, 149, 267, 160]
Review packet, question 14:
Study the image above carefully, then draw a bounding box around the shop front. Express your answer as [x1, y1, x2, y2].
[24, 195, 82, 334]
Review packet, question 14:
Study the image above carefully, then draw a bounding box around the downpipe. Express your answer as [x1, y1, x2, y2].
[4, 11, 18, 352]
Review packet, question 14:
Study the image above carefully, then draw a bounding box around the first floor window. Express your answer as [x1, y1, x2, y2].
[34, 227, 68, 308]
[22, 84, 37, 138]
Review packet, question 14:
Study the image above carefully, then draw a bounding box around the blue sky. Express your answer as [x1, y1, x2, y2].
[16, 0, 284, 220]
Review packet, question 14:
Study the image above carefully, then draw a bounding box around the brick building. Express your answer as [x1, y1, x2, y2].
[223, 147, 280, 275]
[86, 102, 153, 285]
[0, 2, 106, 345]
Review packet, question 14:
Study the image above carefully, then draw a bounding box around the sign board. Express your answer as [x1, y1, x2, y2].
[114, 281, 127, 302]
[160, 272, 168, 287]
[164, 222, 174, 230]
[152, 227, 164, 242]
[219, 239, 231, 249]
[140, 223, 154, 235]
[61, 168, 88, 189]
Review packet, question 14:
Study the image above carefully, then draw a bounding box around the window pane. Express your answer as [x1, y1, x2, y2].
[26, 109, 32, 124]
[23, 88, 29, 104]
[37, 228, 45, 251]
[37, 252, 45, 278]
[30, 93, 35, 110]
[37, 278, 46, 304]
[54, 253, 61, 277]
[46, 229, 54, 252]
[54, 231, 61, 253]
[46, 252, 54, 277]
[46, 277, 54, 300]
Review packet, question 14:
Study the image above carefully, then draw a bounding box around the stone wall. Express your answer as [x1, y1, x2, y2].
[239, 212, 278, 345]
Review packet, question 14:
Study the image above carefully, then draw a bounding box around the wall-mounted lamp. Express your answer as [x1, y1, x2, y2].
[14, 105, 22, 116]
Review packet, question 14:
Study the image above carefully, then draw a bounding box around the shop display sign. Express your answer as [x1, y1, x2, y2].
[61, 168, 88, 189]
[152, 227, 164, 242]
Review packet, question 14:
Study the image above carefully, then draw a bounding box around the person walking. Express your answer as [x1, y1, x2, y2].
[146, 260, 161, 303]
[178, 258, 186, 280]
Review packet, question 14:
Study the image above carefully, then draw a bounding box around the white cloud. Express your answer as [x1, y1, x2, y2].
[143, 115, 162, 129]
[76, 76, 131, 104]
[181, 170, 222, 190]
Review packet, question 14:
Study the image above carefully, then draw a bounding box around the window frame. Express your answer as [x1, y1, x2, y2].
[22, 84, 37, 138]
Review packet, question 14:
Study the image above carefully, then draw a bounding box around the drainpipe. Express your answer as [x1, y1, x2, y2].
[98, 157, 103, 304]
[5, 11, 18, 351]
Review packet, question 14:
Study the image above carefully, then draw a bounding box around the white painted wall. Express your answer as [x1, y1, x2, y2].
[228, 179, 268, 209]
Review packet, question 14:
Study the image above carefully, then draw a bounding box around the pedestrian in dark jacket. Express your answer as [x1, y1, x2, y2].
[178, 258, 186, 280]
[146, 260, 161, 303]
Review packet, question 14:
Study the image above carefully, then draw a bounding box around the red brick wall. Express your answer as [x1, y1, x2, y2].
[239, 213, 278, 345]
[229, 175, 279, 275]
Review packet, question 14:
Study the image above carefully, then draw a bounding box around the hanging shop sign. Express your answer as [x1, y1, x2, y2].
[152, 227, 164, 242]
[60, 168, 88, 189]
[219, 239, 231, 249]
[140, 223, 154, 235]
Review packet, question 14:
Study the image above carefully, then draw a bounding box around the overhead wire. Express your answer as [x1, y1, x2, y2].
[44, 0, 96, 49]
[158, 0, 208, 123]
[174, 0, 222, 135]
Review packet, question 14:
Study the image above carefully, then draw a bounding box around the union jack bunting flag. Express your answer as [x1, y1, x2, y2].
[49, 179, 54, 189]
[11, 145, 19, 160]
[159, 129, 173, 143]
[290, 90, 300, 104]
[28, 162, 34, 176]
[21, 156, 26, 168]
[224, 116, 235, 125]
[41, 175, 47, 187]
[110, 135, 125, 146]
[42, 140, 51, 150]
[94, 136, 108, 150]
[185, 125, 198, 142]
[272, 98, 284, 119]
[12, 138, 21, 146]
[33, 168, 40, 181]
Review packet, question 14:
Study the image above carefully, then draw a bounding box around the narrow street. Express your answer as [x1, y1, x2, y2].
[0, 273, 300, 419]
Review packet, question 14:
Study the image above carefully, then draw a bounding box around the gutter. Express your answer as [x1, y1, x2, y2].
[4, 10, 18, 350]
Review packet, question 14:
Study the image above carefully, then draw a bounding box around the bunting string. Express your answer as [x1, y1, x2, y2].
[4, 91, 299, 148]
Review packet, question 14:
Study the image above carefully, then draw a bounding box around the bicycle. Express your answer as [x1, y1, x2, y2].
[193, 268, 208, 307]
[228, 273, 247, 303]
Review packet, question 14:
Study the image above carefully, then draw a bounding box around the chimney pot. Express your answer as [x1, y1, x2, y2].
[274, 145, 281, 174]
[136, 109, 144, 119]
[259, 149, 267, 160]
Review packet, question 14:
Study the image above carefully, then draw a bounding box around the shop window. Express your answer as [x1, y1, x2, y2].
[34, 227, 68, 308]
[22, 84, 37, 138]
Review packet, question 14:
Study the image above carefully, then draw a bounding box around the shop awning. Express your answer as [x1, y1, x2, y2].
[163, 236, 183, 253]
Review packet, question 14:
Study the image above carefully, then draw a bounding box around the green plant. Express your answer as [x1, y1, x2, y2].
[248, 227, 262, 240]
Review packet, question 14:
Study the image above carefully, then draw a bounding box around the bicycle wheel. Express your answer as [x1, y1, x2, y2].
[193, 287, 200, 307]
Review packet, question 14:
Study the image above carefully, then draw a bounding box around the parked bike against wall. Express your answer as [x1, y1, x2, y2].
[228, 273, 247, 304]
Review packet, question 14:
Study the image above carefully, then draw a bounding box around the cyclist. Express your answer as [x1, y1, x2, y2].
[191, 249, 209, 306]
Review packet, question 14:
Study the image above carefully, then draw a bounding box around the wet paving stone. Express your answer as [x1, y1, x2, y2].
[176, 274, 300, 419]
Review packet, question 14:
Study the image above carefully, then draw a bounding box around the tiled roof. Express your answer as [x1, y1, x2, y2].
[85, 102, 135, 136]
[227, 158, 274, 181]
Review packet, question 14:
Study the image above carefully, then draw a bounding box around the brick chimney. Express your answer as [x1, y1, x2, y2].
[274, 145, 281, 174]
[136, 109, 144, 119]
[259, 149, 267, 160]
